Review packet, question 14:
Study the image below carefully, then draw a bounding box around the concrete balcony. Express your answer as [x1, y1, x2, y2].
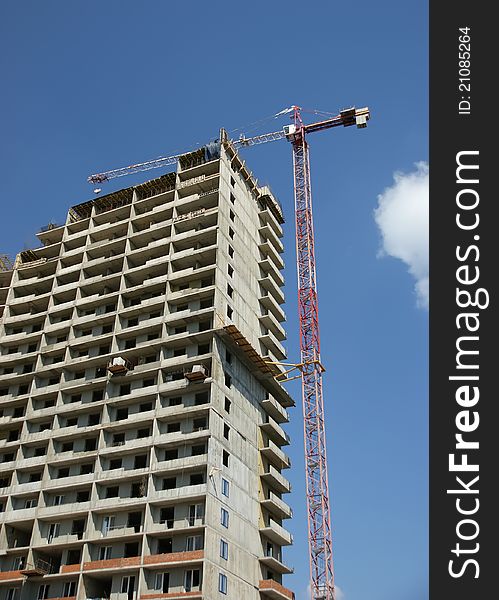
[259, 579, 294, 600]
[99, 525, 142, 540]
[259, 258, 284, 288]
[147, 517, 205, 535]
[42, 533, 80, 547]
[1, 506, 37, 522]
[260, 492, 292, 520]
[3, 480, 41, 496]
[90, 496, 147, 512]
[259, 239, 284, 271]
[261, 396, 289, 424]
[94, 466, 150, 485]
[259, 206, 283, 236]
[258, 276, 284, 306]
[259, 311, 286, 342]
[259, 417, 290, 446]
[260, 520, 293, 546]
[140, 591, 202, 600]
[259, 554, 293, 575]
[259, 330, 286, 361]
[148, 483, 207, 504]
[153, 429, 210, 450]
[44, 472, 94, 491]
[154, 454, 208, 476]
[260, 440, 290, 470]
[99, 437, 153, 457]
[259, 224, 284, 253]
[171, 242, 217, 265]
[261, 465, 291, 494]
[37, 501, 91, 519]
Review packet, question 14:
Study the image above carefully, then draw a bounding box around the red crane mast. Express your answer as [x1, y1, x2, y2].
[87, 106, 370, 600]
[283, 106, 369, 600]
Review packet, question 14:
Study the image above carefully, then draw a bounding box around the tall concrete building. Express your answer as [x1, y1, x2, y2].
[0, 135, 295, 600]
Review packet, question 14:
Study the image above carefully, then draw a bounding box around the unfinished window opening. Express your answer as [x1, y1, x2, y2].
[131, 481, 145, 498]
[164, 448, 178, 461]
[124, 542, 139, 558]
[226, 305, 233, 319]
[116, 407, 128, 421]
[200, 297, 213, 309]
[88, 413, 100, 425]
[113, 433, 125, 446]
[229, 210, 235, 222]
[190, 472, 204, 485]
[222, 450, 230, 467]
[193, 417, 207, 431]
[162, 477, 176, 490]
[194, 391, 209, 405]
[224, 373, 231, 388]
[134, 454, 147, 469]
[157, 537, 173, 554]
[198, 320, 211, 331]
[160, 506, 175, 526]
[92, 389, 104, 402]
[85, 438, 97, 451]
[229, 227, 235, 239]
[223, 424, 230, 440]
[191, 444, 206, 456]
[227, 265, 234, 278]
[76, 490, 90, 502]
[80, 463, 93, 475]
[197, 343, 210, 355]
[106, 486, 119, 498]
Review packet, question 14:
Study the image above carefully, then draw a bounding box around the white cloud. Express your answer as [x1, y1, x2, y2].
[374, 161, 429, 308]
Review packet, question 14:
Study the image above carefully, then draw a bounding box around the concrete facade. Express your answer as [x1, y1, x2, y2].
[0, 138, 294, 600]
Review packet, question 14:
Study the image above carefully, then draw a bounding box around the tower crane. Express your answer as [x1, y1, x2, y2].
[88, 105, 370, 600]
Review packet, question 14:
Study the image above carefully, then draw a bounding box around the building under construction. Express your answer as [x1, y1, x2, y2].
[0, 138, 294, 600]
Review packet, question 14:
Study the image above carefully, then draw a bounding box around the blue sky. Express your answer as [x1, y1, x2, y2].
[0, 2, 428, 599]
